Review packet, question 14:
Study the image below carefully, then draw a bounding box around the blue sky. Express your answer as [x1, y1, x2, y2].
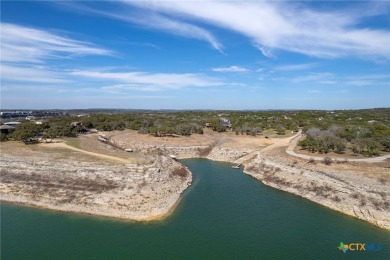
[1, 0, 389, 110]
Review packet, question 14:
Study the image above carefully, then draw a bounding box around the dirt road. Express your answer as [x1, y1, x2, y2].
[285, 133, 390, 162]
[39, 142, 132, 164]
[235, 130, 390, 163]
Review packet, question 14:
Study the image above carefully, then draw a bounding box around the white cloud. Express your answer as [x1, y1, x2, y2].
[111, 12, 223, 52]
[1, 63, 224, 92]
[134, 14, 223, 52]
[253, 45, 275, 58]
[1, 64, 71, 84]
[318, 80, 337, 85]
[343, 74, 390, 86]
[1, 85, 66, 92]
[0, 23, 112, 63]
[212, 65, 249, 72]
[290, 72, 388, 86]
[59, 2, 223, 52]
[274, 63, 319, 71]
[291, 72, 335, 83]
[352, 74, 390, 80]
[122, 0, 390, 60]
[345, 80, 373, 87]
[227, 82, 247, 87]
[72, 69, 223, 91]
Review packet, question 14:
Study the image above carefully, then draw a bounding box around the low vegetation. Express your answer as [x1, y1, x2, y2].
[1, 169, 119, 193]
[172, 167, 188, 177]
[323, 157, 333, 165]
[299, 121, 390, 156]
[1, 108, 389, 159]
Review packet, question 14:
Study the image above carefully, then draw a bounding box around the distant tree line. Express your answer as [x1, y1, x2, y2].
[1, 109, 390, 148]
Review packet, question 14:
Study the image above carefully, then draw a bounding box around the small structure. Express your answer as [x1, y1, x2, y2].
[169, 155, 177, 160]
[1, 111, 31, 118]
[3, 121, 21, 127]
[70, 121, 82, 127]
[220, 118, 231, 128]
[124, 148, 133, 152]
[232, 164, 242, 169]
[0, 124, 15, 134]
[35, 120, 49, 125]
[70, 121, 88, 134]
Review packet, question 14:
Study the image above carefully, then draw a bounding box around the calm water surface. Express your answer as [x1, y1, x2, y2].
[2, 159, 389, 259]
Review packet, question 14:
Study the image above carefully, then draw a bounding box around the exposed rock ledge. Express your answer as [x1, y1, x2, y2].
[1, 153, 191, 221]
[242, 151, 390, 230]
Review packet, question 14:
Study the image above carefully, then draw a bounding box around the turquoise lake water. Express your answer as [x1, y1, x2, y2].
[1, 159, 389, 259]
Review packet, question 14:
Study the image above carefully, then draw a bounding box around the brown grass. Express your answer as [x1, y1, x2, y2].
[172, 167, 188, 177]
[0, 169, 119, 193]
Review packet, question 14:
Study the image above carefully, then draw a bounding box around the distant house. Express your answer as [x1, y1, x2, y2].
[204, 122, 211, 128]
[35, 120, 49, 125]
[0, 124, 15, 134]
[70, 121, 82, 127]
[0, 111, 32, 118]
[3, 121, 21, 127]
[70, 121, 88, 133]
[220, 118, 231, 128]
[367, 120, 377, 124]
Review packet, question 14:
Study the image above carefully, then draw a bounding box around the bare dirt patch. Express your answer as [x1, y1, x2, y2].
[108, 129, 271, 150]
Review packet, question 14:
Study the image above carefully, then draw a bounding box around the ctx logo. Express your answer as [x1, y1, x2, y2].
[338, 242, 382, 253]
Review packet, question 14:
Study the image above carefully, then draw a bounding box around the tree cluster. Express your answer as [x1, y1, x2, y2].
[299, 124, 390, 156]
[299, 127, 347, 154]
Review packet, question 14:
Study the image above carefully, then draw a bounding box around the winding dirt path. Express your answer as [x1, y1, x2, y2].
[284, 132, 390, 162]
[235, 130, 390, 163]
[39, 142, 132, 164]
[234, 131, 302, 164]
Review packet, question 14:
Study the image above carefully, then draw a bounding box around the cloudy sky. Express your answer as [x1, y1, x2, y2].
[1, 0, 389, 110]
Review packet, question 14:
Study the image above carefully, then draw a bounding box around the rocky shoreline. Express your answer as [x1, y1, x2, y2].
[1, 132, 389, 229]
[0, 151, 191, 221]
[242, 149, 390, 230]
[111, 132, 390, 229]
